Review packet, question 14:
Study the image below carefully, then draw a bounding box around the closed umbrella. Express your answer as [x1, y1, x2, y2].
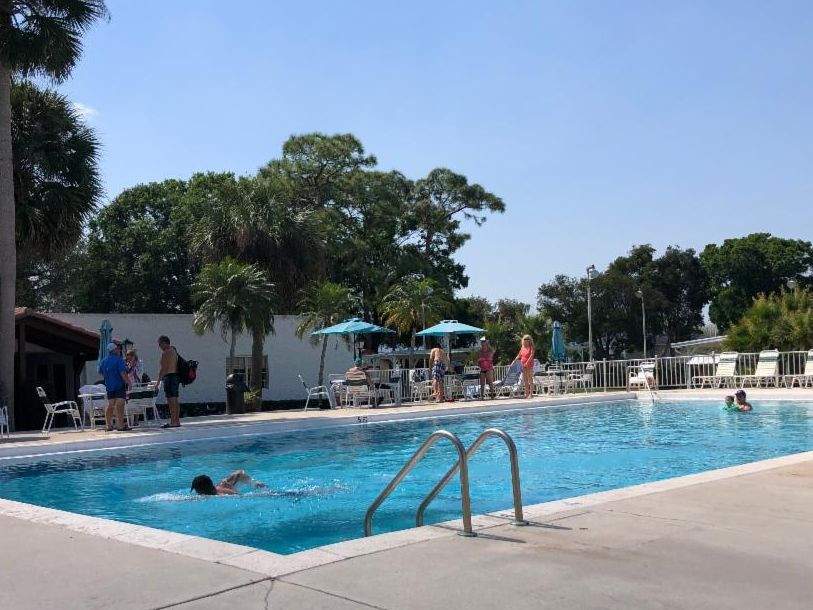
[98, 319, 113, 362]
[551, 321, 566, 363]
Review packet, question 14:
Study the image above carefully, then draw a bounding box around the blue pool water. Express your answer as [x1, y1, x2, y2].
[0, 399, 811, 554]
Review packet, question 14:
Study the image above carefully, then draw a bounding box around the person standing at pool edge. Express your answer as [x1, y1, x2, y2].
[478, 337, 496, 399]
[157, 335, 182, 428]
[98, 342, 130, 431]
[514, 335, 535, 399]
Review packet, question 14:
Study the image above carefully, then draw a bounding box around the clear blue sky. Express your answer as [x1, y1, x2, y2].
[59, 0, 813, 306]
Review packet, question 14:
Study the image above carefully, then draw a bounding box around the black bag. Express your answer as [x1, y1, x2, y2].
[175, 351, 198, 386]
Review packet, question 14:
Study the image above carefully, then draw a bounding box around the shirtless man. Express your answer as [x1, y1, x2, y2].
[157, 335, 181, 428]
[191, 470, 265, 496]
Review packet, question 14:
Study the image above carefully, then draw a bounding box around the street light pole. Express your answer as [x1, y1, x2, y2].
[636, 289, 646, 359]
[586, 265, 596, 362]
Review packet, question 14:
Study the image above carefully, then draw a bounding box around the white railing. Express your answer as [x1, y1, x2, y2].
[345, 350, 810, 403]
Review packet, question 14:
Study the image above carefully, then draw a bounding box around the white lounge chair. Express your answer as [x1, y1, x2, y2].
[411, 376, 433, 402]
[628, 362, 657, 391]
[739, 350, 780, 388]
[692, 352, 739, 388]
[494, 361, 523, 397]
[783, 350, 813, 388]
[37, 386, 82, 434]
[533, 368, 557, 395]
[125, 381, 163, 426]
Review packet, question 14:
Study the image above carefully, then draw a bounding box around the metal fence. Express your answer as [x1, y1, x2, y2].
[381, 350, 811, 401]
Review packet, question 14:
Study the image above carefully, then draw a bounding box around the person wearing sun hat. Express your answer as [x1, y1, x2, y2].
[97, 342, 131, 431]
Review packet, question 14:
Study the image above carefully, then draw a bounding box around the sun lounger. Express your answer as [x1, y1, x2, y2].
[783, 349, 813, 388]
[494, 361, 523, 397]
[739, 349, 780, 388]
[692, 352, 739, 388]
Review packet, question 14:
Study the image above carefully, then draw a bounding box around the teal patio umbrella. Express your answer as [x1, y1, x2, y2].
[416, 320, 484, 353]
[98, 319, 113, 362]
[312, 317, 394, 359]
[550, 321, 566, 362]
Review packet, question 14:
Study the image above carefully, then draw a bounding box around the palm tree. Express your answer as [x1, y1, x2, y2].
[192, 258, 276, 411]
[0, 1, 108, 428]
[188, 174, 324, 311]
[296, 281, 359, 386]
[13, 81, 102, 265]
[382, 276, 449, 363]
[188, 173, 323, 403]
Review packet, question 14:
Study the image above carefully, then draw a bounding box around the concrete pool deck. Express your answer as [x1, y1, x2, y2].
[1, 455, 811, 609]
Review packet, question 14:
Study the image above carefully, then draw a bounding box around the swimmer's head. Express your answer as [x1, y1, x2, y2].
[725, 395, 735, 405]
[191, 475, 217, 496]
[735, 389, 746, 401]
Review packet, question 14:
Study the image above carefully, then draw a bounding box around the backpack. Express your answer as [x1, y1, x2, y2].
[175, 350, 198, 386]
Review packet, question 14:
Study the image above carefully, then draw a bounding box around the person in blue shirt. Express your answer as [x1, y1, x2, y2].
[98, 342, 130, 431]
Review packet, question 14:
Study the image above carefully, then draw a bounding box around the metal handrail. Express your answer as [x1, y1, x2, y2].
[415, 428, 528, 528]
[364, 430, 475, 537]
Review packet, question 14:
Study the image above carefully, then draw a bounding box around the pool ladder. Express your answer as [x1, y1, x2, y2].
[363, 428, 529, 537]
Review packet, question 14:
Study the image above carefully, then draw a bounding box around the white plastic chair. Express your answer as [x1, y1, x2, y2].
[125, 381, 163, 426]
[345, 377, 374, 407]
[78, 384, 108, 429]
[36, 386, 82, 434]
[299, 374, 336, 411]
[627, 362, 657, 391]
[461, 366, 481, 400]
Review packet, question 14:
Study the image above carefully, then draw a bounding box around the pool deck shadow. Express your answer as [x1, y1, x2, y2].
[1, 458, 811, 609]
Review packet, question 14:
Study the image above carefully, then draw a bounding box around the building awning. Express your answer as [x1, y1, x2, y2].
[15, 307, 99, 360]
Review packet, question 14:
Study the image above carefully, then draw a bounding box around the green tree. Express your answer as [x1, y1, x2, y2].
[71, 179, 195, 312]
[11, 82, 101, 308]
[701, 233, 813, 330]
[192, 258, 276, 410]
[725, 288, 813, 352]
[296, 281, 359, 386]
[381, 276, 450, 352]
[187, 172, 324, 312]
[539, 245, 708, 358]
[403, 168, 505, 290]
[451, 296, 493, 327]
[0, 0, 107, 424]
[259, 132, 376, 210]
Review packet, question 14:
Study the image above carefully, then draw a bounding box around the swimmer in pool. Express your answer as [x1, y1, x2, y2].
[723, 395, 737, 410]
[734, 389, 753, 412]
[191, 470, 265, 496]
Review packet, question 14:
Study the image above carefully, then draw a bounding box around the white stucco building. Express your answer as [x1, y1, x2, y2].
[52, 313, 354, 406]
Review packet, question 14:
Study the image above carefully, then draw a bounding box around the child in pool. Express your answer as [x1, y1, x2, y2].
[191, 470, 265, 496]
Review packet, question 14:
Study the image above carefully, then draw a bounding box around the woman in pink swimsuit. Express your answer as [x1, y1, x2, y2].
[514, 335, 535, 398]
[477, 337, 496, 399]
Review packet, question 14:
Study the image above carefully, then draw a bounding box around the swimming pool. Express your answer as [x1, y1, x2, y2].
[1, 398, 811, 554]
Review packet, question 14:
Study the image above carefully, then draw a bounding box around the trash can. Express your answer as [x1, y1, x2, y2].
[225, 373, 247, 414]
